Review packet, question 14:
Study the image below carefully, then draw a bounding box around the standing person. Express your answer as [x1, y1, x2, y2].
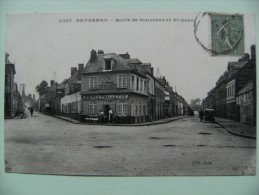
[108, 108, 113, 123]
[20, 106, 25, 119]
[199, 110, 204, 122]
[30, 107, 34, 117]
[99, 110, 104, 124]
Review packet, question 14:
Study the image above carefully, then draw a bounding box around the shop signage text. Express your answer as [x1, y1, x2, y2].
[83, 94, 128, 100]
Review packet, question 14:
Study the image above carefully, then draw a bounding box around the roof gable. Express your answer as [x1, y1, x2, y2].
[83, 53, 134, 73]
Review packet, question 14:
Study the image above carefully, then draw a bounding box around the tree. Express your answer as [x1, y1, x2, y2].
[35, 80, 48, 96]
[189, 98, 201, 111]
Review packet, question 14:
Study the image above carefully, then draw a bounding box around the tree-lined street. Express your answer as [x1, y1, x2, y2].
[4, 113, 256, 176]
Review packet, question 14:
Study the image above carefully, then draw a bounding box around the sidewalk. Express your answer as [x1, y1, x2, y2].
[215, 117, 256, 139]
[53, 115, 186, 126]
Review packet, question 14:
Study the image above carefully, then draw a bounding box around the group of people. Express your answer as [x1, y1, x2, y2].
[20, 105, 34, 119]
[99, 108, 113, 124]
[188, 109, 195, 118]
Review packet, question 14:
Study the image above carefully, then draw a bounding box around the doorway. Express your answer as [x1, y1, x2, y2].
[104, 105, 110, 121]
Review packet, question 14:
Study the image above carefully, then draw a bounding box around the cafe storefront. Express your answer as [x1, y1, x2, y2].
[81, 93, 148, 123]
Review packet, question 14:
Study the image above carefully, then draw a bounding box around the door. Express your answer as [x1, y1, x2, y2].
[104, 105, 110, 121]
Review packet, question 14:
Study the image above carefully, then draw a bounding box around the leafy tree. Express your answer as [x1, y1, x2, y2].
[189, 98, 201, 111]
[35, 80, 48, 96]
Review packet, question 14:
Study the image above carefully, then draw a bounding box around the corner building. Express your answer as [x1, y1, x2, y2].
[81, 51, 149, 123]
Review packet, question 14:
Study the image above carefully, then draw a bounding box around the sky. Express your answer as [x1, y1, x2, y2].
[6, 12, 256, 103]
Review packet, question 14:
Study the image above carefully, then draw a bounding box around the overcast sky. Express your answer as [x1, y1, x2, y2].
[6, 12, 256, 103]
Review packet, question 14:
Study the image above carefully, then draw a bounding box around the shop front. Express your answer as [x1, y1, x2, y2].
[81, 93, 148, 123]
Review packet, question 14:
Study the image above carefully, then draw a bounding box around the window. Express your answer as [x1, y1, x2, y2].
[136, 78, 139, 90]
[5, 74, 10, 86]
[117, 74, 127, 88]
[131, 104, 134, 115]
[135, 105, 138, 116]
[89, 103, 97, 115]
[131, 75, 135, 90]
[144, 81, 147, 93]
[105, 59, 112, 70]
[143, 105, 146, 115]
[139, 104, 142, 116]
[150, 82, 154, 94]
[118, 101, 127, 116]
[140, 79, 143, 92]
[89, 76, 98, 90]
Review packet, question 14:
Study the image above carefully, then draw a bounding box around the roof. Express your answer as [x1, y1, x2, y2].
[82, 53, 131, 73]
[237, 81, 253, 95]
[68, 70, 79, 83]
[47, 82, 59, 91]
[119, 53, 130, 59]
[82, 52, 145, 75]
[125, 58, 142, 64]
[228, 61, 247, 70]
[56, 79, 67, 89]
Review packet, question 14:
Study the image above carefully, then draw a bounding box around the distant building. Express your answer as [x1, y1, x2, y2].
[203, 45, 256, 126]
[225, 61, 248, 120]
[38, 80, 59, 113]
[37, 49, 189, 124]
[142, 64, 156, 120]
[5, 53, 22, 118]
[154, 78, 165, 120]
[236, 81, 254, 125]
[60, 64, 83, 119]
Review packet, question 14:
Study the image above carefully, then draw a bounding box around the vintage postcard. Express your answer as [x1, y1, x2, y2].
[4, 12, 256, 176]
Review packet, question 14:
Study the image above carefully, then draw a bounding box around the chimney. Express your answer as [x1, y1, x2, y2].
[71, 67, 77, 77]
[119, 52, 130, 59]
[97, 50, 104, 55]
[5, 53, 9, 64]
[90, 49, 97, 62]
[150, 67, 154, 76]
[50, 80, 54, 86]
[125, 52, 130, 59]
[163, 76, 166, 82]
[78, 63, 84, 81]
[251, 45, 255, 61]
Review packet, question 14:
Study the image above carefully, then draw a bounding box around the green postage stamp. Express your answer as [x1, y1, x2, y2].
[210, 13, 244, 55]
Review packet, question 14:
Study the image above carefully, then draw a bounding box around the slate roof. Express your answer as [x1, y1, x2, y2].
[228, 61, 247, 70]
[82, 53, 142, 73]
[125, 58, 142, 64]
[56, 79, 67, 89]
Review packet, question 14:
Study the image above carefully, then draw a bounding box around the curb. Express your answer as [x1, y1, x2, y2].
[53, 115, 186, 126]
[52, 115, 81, 124]
[216, 122, 256, 140]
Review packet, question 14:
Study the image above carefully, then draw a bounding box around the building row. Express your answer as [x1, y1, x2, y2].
[4, 53, 23, 118]
[38, 50, 188, 123]
[202, 45, 256, 126]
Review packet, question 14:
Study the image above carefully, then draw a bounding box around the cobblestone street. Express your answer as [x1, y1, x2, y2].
[4, 112, 256, 176]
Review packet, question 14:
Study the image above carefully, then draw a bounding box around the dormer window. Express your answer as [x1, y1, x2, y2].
[105, 59, 112, 70]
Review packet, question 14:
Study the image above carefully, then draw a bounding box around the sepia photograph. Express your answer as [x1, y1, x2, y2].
[4, 12, 256, 176]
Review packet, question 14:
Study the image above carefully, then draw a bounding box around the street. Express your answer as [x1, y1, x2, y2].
[4, 112, 256, 176]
